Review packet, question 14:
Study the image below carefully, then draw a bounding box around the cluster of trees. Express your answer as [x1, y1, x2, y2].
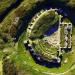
[3, 55, 17, 75]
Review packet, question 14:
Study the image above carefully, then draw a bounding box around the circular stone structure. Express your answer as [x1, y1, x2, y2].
[21, 8, 72, 67]
[18, 7, 74, 75]
[25, 9, 60, 65]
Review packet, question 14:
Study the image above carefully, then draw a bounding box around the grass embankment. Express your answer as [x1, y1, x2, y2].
[0, 0, 17, 14]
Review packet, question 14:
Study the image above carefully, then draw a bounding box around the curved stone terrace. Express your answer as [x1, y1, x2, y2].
[23, 40, 61, 68]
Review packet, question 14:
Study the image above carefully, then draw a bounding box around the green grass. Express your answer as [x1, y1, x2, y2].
[0, 0, 17, 14]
